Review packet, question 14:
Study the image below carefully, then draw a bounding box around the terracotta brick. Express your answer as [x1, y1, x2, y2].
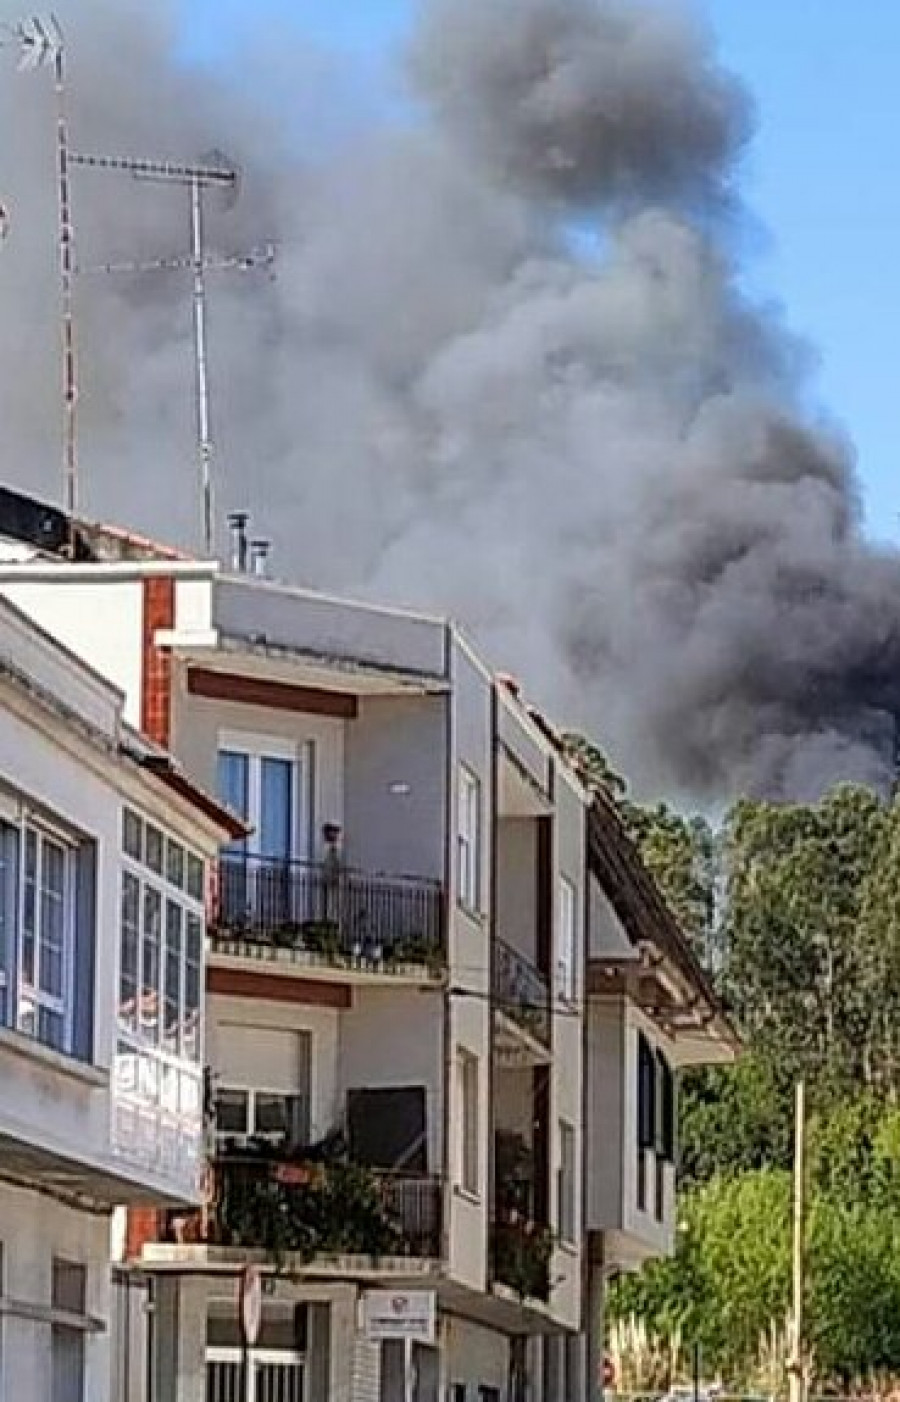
[141, 576, 175, 746]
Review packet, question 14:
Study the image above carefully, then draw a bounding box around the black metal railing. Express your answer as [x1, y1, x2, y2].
[211, 854, 445, 974]
[493, 937, 550, 1045]
[167, 1152, 443, 1261]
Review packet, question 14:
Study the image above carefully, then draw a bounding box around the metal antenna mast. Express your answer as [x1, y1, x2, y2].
[70, 150, 272, 556]
[1, 16, 78, 517]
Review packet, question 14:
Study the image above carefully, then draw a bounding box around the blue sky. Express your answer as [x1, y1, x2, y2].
[183, 0, 900, 543]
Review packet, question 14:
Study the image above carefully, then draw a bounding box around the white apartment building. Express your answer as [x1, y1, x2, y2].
[0, 489, 738, 1402]
[0, 584, 238, 1402]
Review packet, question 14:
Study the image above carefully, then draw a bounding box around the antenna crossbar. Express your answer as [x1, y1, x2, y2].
[70, 151, 236, 187]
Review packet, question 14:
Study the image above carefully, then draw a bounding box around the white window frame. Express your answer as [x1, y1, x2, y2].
[556, 875, 577, 1004]
[456, 766, 481, 913]
[457, 1048, 480, 1198]
[214, 1084, 312, 1150]
[115, 807, 207, 1184]
[16, 817, 77, 1054]
[217, 730, 308, 860]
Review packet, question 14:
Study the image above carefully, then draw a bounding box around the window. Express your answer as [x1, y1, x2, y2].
[558, 1120, 576, 1243]
[456, 767, 481, 911]
[637, 1032, 656, 1214]
[51, 1259, 86, 1402]
[0, 807, 89, 1059]
[114, 809, 207, 1185]
[217, 746, 299, 859]
[215, 1086, 311, 1149]
[657, 1052, 676, 1163]
[458, 1049, 480, 1196]
[557, 876, 577, 1003]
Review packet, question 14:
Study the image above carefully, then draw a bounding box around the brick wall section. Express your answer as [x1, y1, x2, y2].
[141, 575, 175, 747]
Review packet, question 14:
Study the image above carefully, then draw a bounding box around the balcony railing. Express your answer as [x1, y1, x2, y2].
[168, 1152, 442, 1262]
[211, 854, 445, 976]
[493, 937, 550, 1045]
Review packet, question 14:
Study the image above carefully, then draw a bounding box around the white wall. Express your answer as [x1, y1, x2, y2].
[0, 579, 144, 726]
[585, 996, 676, 1264]
[447, 637, 494, 1293]
[496, 818, 538, 964]
[549, 766, 586, 1329]
[208, 993, 341, 1141]
[0, 1181, 111, 1402]
[445, 1316, 509, 1399]
[337, 986, 444, 1170]
[344, 694, 447, 881]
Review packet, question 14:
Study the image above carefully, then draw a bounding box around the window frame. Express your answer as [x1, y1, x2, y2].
[456, 766, 482, 913]
[216, 731, 306, 861]
[458, 1048, 480, 1198]
[17, 819, 77, 1053]
[214, 1084, 312, 1150]
[556, 875, 577, 1004]
[115, 807, 207, 1184]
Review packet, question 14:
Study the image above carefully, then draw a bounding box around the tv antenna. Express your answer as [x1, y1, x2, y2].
[70, 149, 276, 556]
[0, 15, 78, 518]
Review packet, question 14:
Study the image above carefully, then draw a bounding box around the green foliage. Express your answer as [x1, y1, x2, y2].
[566, 729, 900, 1386]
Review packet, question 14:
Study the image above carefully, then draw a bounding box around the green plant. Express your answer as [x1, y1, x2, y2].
[492, 1218, 553, 1301]
[299, 920, 342, 959]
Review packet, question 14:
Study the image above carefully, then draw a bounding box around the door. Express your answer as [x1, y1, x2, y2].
[216, 741, 308, 930]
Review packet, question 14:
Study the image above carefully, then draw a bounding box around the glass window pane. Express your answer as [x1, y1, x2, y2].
[254, 1094, 288, 1136]
[217, 751, 249, 819]
[259, 758, 293, 860]
[164, 901, 183, 1053]
[119, 872, 140, 1031]
[145, 826, 164, 875]
[216, 1088, 248, 1135]
[166, 841, 185, 890]
[123, 809, 143, 862]
[186, 853, 204, 902]
[141, 887, 161, 1044]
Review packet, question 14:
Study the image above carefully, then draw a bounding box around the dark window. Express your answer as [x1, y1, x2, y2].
[637, 1033, 655, 1150]
[347, 1086, 427, 1172]
[657, 1052, 676, 1163]
[51, 1259, 86, 1402]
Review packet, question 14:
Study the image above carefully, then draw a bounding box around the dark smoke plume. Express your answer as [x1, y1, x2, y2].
[1, 0, 898, 800]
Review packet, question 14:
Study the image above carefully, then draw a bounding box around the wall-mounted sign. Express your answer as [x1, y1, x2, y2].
[361, 1290, 437, 1344]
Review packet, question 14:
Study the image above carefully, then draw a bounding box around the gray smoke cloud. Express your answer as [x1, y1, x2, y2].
[1, 0, 898, 801]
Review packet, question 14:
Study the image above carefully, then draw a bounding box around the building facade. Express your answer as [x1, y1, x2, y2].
[0, 588, 236, 1402]
[0, 491, 738, 1402]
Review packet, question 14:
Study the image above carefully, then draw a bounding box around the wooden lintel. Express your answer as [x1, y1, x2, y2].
[187, 667, 358, 719]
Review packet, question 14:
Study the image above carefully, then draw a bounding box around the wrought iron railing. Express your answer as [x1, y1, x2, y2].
[493, 937, 550, 1045]
[168, 1152, 443, 1261]
[211, 854, 445, 974]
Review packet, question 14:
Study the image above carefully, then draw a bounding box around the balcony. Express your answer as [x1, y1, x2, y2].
[168, 1147, 442, 1263]
[493, 937, 550, 1050]
[211, 854, 445, 981]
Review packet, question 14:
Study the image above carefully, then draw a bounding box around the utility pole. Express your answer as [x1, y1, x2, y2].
[788, 1080, 806, 1402]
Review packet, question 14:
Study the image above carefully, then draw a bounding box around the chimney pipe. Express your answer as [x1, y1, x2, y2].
[226, 512, 249, 572]
[249, 539, 270, 578]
